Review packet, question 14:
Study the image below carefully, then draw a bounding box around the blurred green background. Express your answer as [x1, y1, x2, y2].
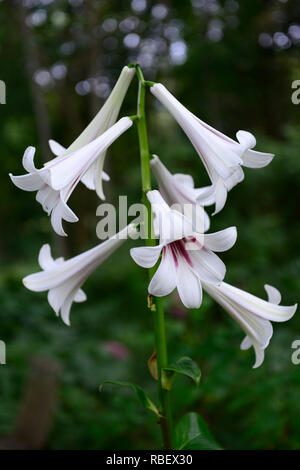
[0, 0, 300, 450]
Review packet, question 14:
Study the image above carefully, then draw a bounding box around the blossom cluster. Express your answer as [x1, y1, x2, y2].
[11, 66, 297, 368]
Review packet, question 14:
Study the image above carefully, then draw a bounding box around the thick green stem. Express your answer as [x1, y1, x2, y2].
[135, 64, 174, 450]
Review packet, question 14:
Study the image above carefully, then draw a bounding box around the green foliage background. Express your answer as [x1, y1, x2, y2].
[0, 0, 300, 449]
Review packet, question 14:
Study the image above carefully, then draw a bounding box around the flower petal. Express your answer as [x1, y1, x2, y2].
[264, 284, 281, 305]
[236, 130, 256, 152]
[223, 166, 244, 191]
[36, 185, 59, 214]
[130, 244, 164, 268]
[189, 248, 226, 284]
[212, 179, 228, 215]
[38, 244, 56, 270]
[218, 282, 297, 322]
[173, 173, 195, 188]
[204, 282, 274, 368]
[22, 146, 38, 172]
[48, 117, 132, 191]
[10, 172, 44, 191]
[176, 258, 202, 308]
[147, 190, 195, 243]
[203, 226, 237, 252]
[148, 247, 176, 297]
[242, 149, 274, 169]
[74, 288, 87, 303]
[48, 139, 66, 157]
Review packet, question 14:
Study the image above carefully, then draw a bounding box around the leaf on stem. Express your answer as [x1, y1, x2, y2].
[175, 412, 222, 450]
[99, 380, 161, 418]
[162, 356, 201, 391]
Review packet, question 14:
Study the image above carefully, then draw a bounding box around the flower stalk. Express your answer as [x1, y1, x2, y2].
[135, 64, 174, 450]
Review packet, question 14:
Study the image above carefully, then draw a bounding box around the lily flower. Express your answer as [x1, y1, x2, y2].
[10, 117, 133, 236]
[23, 224, 137, 326]
[150, 83, 274, 214]
[130, 190, 237, 308]
[203, 281, 297, 368]
[49, 65, 135, 199]
[150, 154, 210, 232]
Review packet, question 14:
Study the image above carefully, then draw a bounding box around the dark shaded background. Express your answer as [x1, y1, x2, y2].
[0, 0, 300, 450]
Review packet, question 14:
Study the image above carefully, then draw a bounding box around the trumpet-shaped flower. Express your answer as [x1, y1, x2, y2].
[23, 224, 136, 326]
[10, 117, 133, 236]
[130, 190, 237, 308]
[49, 66, 135, 199]
[151, 83, 274, 214]
[150, 154, 210, 232]
[203, 281, 297, 368]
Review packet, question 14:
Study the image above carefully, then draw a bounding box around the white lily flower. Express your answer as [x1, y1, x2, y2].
[48, 66, 135, 199]
[10, 117, 133, 236]
[130, 190, 237, 309]
[203, 281, 297, 368]
[150, 83, 274, 214]
[23, 224, 137, 326]
[150, 154, 210, 232]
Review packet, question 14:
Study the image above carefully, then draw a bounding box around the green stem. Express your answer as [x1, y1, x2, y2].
[135, 64, 174, 450]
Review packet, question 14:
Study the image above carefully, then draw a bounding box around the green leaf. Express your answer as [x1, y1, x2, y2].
[162, 356, 201, 390]
[99, 380, 161, 418]
[175, 412, 222, 450]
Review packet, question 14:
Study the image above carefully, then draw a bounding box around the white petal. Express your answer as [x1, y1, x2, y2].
[176, 258, 202, 308]
[148, 247, 176, 297]
[50, 203, 68, 237]
[173, 173, 195, 188]
[223, 166, 244, 191]
[130, 244, 163, 268]
[102, 170, 110, 181]
[67, 66, 135, 153]
[10, 172, 44, 191]
[48, 139, 66, 157]
[38, 244, 56, 270]
[212, 179, 228, 215]
[242, 149, 274, 168]
[81, 165, 96, 190]
[240, 335, 252, 350]
[22, 146, 38, 172]
[184, 205, 210, 233]
[74, 289, 87, 303]
[236, 130, 256, 152]
[218, 282, 297, 322]
[203, 227, 237, 252]
[49, 196, 78, 236]
[48, 117, 132, 191]
[150, 156, 197, 206]
[251, 346, 265, 369]
[190, 248, 226, 284]
[94, 152, 107, 199]
[203, 209, 210, 232]
[23, 271, 54, 292]
[60, 294, 75, 326]
[48, 283, 70, 315]
[36, 185, 59, 214]
[195, 183, 216, 207]
[204, 282, 273, 368]
[264, 284, 281, 305]
[148, 190, 195, 243]
[147, 189, 170, 212]
[151, 84, 243, 178]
